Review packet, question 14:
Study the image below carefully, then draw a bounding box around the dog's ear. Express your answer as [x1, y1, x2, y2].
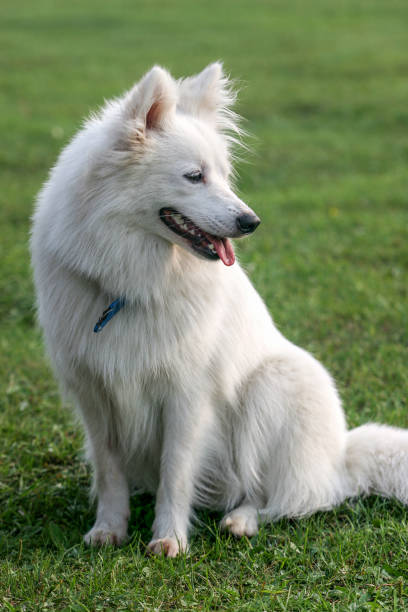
[178, 62, 237, 127]
[122, 66, 177, 132]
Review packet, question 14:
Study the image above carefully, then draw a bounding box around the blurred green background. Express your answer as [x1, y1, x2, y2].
[1, 0, 407, 609]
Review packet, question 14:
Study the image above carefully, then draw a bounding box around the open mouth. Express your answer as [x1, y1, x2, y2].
[159, 207, 235, 266]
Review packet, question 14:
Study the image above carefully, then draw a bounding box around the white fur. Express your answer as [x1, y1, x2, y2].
[31, 63, 408, 556]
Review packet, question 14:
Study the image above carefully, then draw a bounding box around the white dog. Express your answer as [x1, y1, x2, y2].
[31, 63, 408, 557]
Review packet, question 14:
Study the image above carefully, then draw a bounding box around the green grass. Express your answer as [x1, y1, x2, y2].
[1, 0, 408, 609]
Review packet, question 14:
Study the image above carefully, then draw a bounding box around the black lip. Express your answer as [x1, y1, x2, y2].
[159, 207, 220, 261]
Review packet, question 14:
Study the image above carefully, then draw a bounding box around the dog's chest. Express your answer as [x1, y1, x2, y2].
[91, 284, 224, 385]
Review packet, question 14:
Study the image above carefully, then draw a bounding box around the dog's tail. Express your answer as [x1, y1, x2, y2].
[345, 423, 408, 504]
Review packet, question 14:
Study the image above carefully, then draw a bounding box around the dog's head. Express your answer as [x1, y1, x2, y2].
[100, 63, 260, 267]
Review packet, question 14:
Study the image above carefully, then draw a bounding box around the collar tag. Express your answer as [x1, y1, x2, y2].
[94, 298, 125, 333]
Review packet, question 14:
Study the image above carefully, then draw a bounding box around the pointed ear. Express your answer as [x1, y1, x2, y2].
[122, 66, 177, 131]
[178, 62, 237, 125]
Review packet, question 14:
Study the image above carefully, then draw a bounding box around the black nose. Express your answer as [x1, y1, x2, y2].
[236, 213, 261, 235]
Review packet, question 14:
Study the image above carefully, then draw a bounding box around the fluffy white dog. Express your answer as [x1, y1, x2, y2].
[31, 63, 408, 557]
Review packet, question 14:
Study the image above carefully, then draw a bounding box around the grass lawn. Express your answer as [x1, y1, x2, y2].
[1, 0, 408, 609]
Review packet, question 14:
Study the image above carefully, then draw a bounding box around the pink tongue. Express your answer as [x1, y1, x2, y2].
[211, 237, 235, 266]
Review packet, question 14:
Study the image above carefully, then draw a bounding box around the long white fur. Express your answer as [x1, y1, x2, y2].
[31, 63, 408, 557]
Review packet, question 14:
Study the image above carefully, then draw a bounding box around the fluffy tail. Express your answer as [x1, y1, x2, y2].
[345, 423, 408, 504]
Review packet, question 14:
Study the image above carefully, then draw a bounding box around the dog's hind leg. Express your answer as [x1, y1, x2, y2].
[235, 349, 349, 521]
[220, 503, 258, 537]
[72, 380, 130, 546]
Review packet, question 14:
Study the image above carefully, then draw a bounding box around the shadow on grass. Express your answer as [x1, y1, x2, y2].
[2, 449, 407, 565]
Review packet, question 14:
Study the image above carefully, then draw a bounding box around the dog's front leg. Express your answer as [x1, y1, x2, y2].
[147, 392, 212, 557]
[84, 445, 129, 546]
[74, 384, 130, 546]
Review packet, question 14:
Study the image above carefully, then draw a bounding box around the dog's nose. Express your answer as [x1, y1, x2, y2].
[236, 213, 261, 235]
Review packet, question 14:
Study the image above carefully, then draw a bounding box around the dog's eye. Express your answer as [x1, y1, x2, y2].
[184, 171, 204, 184]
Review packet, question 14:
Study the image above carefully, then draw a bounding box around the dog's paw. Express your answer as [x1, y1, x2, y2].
[84, 521, 127, 547]
[147, 536, 187, 558]
[220, 506, 258, 538]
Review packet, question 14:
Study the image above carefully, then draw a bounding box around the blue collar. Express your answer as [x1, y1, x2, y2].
[94, 297, 125, 333]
